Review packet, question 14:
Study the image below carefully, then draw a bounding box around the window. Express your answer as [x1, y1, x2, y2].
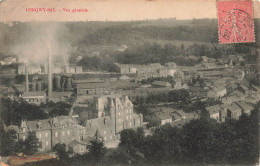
[22, 128, 25, 132]
[23, 136, 26, 141]
[46, 141, 49, 146]
[104, 131, 106, 135]
[126, 116, 128, 120]
[129, 122, 132, 127]
[104, 137, 107, 141]
[55, 132, 58, 137]
[39, 133, 42, 139]
[118, 112, 121, 116]
[67, 130, 70, 135]
[62, 131, 65, 136]
[110, 136, 112, 140]
[45, 133, 48, 138]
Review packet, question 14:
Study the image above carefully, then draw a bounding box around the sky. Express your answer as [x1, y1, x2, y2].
[0, 0, 259, 22]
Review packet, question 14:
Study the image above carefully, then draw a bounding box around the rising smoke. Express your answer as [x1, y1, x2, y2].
[10, 22, 72, 65]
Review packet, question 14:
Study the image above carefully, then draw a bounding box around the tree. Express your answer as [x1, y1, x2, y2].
[0, 129, 18, 156]
[52, 143, 69, 161]
[88, 138, 107, 163]
[24, 131, 39, 155]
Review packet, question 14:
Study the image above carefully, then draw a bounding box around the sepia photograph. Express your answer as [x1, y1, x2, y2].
[0, 0, 259, 165]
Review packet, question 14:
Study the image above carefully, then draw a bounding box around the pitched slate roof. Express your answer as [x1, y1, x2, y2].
[84, 116, 113, 134]
[236, 101, 254, 111]
[222, 103, 242, 113]
[173, 110, 187, 116]
[230, 90, 245, 98]
[155, 112, 172, 120]
[221, 95, 240, 104]
[68, 139, 87, 148]
[214, 86, 226, 93]
[206, 105, 222, 114]
[26, 119, 52, 131]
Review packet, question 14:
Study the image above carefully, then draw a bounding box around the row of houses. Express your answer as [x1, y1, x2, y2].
[206, 101, 254, 122]
[188, 85, 227, 99]
[115, 63, 177, 79]
[146, 107, 199, 127]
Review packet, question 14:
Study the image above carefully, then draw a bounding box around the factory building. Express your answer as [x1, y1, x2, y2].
[18, 64, 42, 75]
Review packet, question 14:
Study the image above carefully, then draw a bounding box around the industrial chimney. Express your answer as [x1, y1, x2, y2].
[25, 63, 29, 92]
[48, 47, 52, 97]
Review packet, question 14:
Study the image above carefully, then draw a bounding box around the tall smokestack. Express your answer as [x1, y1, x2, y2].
[25, 63, 29, 92]
[48, 47, 52, 97]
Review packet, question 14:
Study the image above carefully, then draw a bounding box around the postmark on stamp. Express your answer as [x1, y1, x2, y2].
[217, 0, 255, 44]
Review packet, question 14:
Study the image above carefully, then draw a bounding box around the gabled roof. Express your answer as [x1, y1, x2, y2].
[214, 86, 226, 93]
[230, 90, 245, 98]
[206, 105, 222, 114]
[173, 110, 187, 116]
[26, 119, 52, 131]
[236, 101, 254, 111]
[239, 84, 249, 90]
[68, 139, 86, 148]
[221, 95, 240, 103]
[154, 112, 172, 120]
[222, 103, 242, 113]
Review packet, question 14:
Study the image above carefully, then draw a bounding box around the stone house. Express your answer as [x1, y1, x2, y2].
[5, 95, 143, 154]
[154, 112, 172, 125]
[21, 91, 46, 105]
[221, 103, 242, 120]
[205, 105, 223, 122]
[236, 101, 254, 115]
[68, 139, 88, 155]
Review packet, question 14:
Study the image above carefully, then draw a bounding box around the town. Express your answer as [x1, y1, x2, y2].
[0, 20, 259, 165]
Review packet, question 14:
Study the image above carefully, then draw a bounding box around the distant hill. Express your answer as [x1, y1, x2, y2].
[0, 18, 259, 63]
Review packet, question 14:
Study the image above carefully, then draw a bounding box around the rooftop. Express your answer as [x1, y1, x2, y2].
[155, 112, 172, 120]
[205, 105, 222, 114]
[85, 116, 113, 133]
[23, 91, 46, 97]
[236, 101, 254, 111]
[152, 81, 171, 87]
[222, 103, 242, 113]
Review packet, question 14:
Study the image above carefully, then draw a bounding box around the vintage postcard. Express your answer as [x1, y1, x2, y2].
[0, 0, 259, 165]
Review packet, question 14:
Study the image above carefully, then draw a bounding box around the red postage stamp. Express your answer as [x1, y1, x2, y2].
[217, 0, 255, 44]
